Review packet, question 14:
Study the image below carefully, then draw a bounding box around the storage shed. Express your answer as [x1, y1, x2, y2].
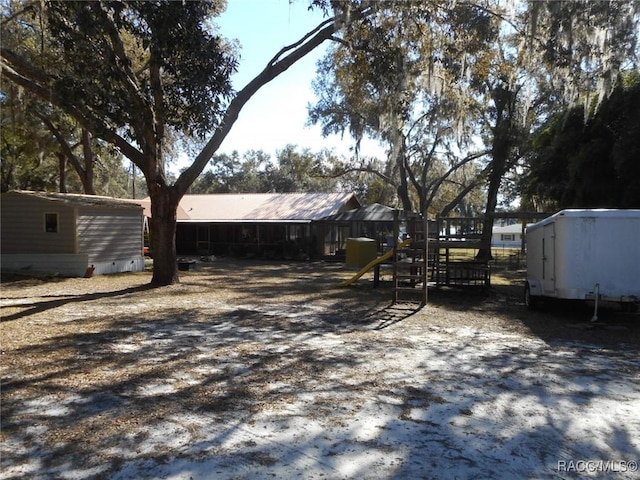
[1, 190, 145, 277]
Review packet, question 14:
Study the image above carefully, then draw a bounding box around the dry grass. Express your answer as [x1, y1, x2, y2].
[1, 258, 638, 477]
[2, 257, 637, 377]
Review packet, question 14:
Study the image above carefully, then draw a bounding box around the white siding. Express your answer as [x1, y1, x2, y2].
[90, 257, 145, 275]
[491, 233, 523, 248]
[1, 254, 88, 277]
[526, 210, 640, 300]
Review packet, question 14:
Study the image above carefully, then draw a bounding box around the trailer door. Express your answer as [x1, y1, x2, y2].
[542, 223, 556, 294]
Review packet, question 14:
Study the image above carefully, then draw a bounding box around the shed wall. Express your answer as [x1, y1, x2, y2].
[0, 194, 76, 254]
[77, 207, 143, 262]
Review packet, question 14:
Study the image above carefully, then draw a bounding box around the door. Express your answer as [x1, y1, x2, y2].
[196, 225, 210, 254]
[542, 223, 556, 294]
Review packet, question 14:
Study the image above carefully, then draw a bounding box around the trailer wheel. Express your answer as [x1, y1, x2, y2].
[524, 283, 540, 310]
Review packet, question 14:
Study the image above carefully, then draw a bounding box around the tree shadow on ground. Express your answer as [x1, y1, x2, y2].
[0, 284, 155, 323]
[2, 306, 367, 477]
[2, 262, 639, 479]
[417, 280, 640, 349]
[6, 307, 638, 479]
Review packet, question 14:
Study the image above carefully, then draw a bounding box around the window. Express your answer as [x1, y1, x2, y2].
[44, 212, 59, 233]
[501, 233, 515, 241]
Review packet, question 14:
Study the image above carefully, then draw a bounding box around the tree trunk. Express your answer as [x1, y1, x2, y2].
[397, 173, 413, 211]
[392, 135, 413, 211]
[476, 86, 514, 262]
[476, 152, 505, 261]
[148, 184, 180, 286]
[80, 129, 96, 195]
[57, 152, 67, 193]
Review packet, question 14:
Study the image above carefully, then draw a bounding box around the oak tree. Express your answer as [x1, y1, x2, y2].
[309, 0, 639, 258]
[1, 0, 359, 284]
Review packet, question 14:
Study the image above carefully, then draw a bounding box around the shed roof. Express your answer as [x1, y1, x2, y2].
[320, 203, 395, 222]
[3, 190, 143, 210]
[139, 193, 360, 223]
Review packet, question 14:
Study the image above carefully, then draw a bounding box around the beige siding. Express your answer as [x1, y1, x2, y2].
[0, 194, 76, 254]
[77, 208, 143, 263]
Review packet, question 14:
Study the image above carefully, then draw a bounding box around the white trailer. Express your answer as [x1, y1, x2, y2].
[524, 209, 640, 315]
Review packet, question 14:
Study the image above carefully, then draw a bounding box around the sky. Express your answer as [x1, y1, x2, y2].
[174, 0, 384, 172]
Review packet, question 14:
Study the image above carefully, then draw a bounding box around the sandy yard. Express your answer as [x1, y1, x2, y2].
[1, 259, 639, 479]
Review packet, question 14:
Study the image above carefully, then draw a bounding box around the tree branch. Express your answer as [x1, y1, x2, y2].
[267, 18, 334, 67]
[426, 149, 491, 207]
[438, 163, 492, 217]
[1, 1, 37, 27]
[35, 112, 84, 176]
[176, 19, 338, 194]
[175, 5, 376, 195]
[90, 3, 155, 151]
[321, 164, 397, 187]
[328, 35, 351, 48]
[406, 132, 440, 197]
[1, 49, 146, 165]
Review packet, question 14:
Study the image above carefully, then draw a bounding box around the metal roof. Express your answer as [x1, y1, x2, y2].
[3, 190, 143, 210]
[320, 203, 395, 222]
[123, 198, 190, 220]
[139, 192, 360, 223]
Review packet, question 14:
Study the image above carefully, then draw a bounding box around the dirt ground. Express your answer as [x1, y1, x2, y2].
[1, 259, 639, 479]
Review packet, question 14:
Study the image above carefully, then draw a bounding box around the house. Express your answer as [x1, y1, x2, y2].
[140, 192, 360, 259]
[1, 190, 145, 277]
[491, 223, 529, 248]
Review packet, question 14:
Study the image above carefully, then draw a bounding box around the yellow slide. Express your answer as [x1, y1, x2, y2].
[340, 238, 413, 287]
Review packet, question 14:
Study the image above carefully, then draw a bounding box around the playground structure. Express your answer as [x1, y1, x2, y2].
[392, 211, 429, 305]
[341, 210, 551, 305]
[339, 238, 413, 288]
[431, 216, 490, 288]
[340, 210, 429, 305]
